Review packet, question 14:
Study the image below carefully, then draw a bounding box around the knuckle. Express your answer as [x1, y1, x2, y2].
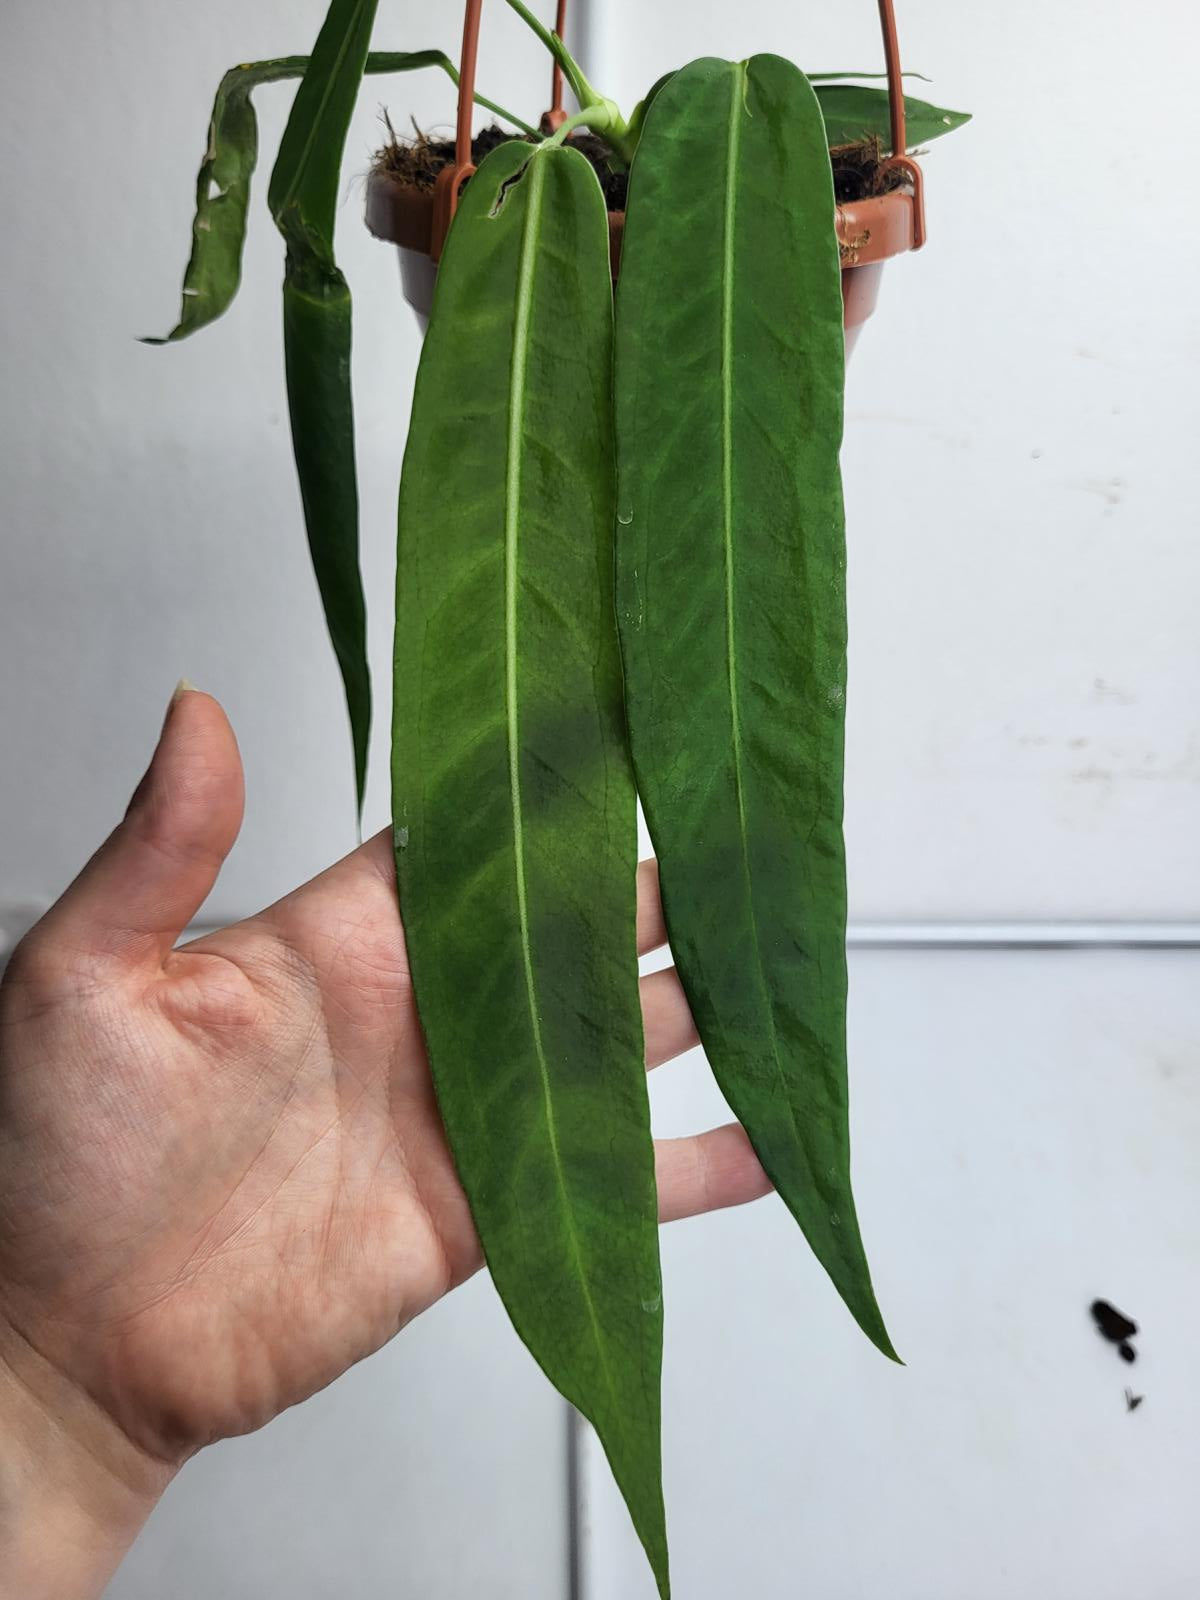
[1, 928, 69, 1019]
[2, 924, 109, 1013]
[3, 925, 53, 990]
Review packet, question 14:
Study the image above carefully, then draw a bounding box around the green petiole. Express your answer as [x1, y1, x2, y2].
[503, 0, 638, 164]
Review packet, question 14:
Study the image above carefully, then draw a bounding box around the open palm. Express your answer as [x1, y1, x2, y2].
[0, 689, 768, 1477]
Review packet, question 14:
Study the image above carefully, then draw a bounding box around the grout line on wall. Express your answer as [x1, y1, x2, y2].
[844, 923, 1200, 948]
[5, 913, 1200, 963]
[566, 1404, 585, 1600]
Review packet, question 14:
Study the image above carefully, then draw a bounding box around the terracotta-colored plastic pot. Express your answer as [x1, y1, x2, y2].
[365, 0, 926, 359]
[367, 173, 922, 358]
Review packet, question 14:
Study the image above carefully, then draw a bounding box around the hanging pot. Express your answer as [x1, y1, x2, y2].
[365, 0, 926, 357]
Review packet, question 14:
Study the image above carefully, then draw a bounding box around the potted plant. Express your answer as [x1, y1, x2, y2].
[151, 3, 968, 1592]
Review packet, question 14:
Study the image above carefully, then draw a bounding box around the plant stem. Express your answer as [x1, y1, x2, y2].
[501, 0, 639, 163]
[543, 105, 611, 146]
[503, 0, 599, 107]
[439, 58, 537, 135]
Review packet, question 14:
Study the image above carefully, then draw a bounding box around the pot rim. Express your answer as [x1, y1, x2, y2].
[365, 167, 922, 272]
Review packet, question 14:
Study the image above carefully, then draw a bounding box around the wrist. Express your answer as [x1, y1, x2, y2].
[0, 1317, 174, 1600]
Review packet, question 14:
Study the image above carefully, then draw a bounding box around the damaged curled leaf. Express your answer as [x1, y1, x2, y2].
[148, 27, 538, 814]
[143, 57, 309, 345]
[147, 50, 532, 345]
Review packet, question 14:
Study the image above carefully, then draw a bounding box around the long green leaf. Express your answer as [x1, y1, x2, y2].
[615, 56, 896, 1361]
[393, 141, 668, 1596]
[815, 83, 971, 151]
[265, 0, 378, 816]
[626, 71, 675, 146]
[279, 260, 369, 813]
[147, 51, 530, 347]
[268, 0, 379, 243]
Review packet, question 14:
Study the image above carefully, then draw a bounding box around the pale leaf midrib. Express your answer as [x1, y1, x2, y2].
[503, 151, 621, 1410]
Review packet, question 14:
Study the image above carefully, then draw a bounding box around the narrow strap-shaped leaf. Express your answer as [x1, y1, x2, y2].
[266, 0, 380, 817]
[280, 259, 370, 816]
[815, 83, 971, 151]
[393, 141, 668, 1596]
[806, 70, 931, 82]
[268, 0, 380, 242]
[146, 51, 529, 347]
[615, 56, 896, 1361]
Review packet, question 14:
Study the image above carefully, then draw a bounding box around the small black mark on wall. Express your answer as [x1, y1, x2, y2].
[1091, 1298, 1138, 1363]
[1124, 1387, 1144, 1413]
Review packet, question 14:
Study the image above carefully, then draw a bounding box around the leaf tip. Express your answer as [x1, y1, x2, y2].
[858, 1299, 902, 1365]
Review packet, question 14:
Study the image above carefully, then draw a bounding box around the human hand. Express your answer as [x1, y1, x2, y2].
[0, 687, 769, 1598]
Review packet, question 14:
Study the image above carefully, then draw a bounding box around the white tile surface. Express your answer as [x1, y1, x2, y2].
[582, 946, 1200, 1599]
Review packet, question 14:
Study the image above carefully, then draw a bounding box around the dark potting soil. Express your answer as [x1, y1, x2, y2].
[375, 122, 630, 208]
[373, 121, 905, 209]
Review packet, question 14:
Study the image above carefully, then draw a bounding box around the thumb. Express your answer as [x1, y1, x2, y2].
[41, 684, 245, 971]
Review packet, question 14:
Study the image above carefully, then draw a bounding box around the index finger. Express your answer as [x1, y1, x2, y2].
[636, 858, 668, 956]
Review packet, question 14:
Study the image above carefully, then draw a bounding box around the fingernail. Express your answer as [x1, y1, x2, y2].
[163, 678, 199, 730]
[126, 682, 199, 818]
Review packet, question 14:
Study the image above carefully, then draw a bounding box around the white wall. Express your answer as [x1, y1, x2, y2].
[582, 943, 1200, 1598]
[3, 1, 1198, 932]
[2, 0, 1198, 1596]
[0, 0, 556, 928]
[596, 0, 1200, 921]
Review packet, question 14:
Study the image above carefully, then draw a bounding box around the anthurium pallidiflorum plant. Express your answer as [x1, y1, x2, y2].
[151, 1, 969, 1591]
